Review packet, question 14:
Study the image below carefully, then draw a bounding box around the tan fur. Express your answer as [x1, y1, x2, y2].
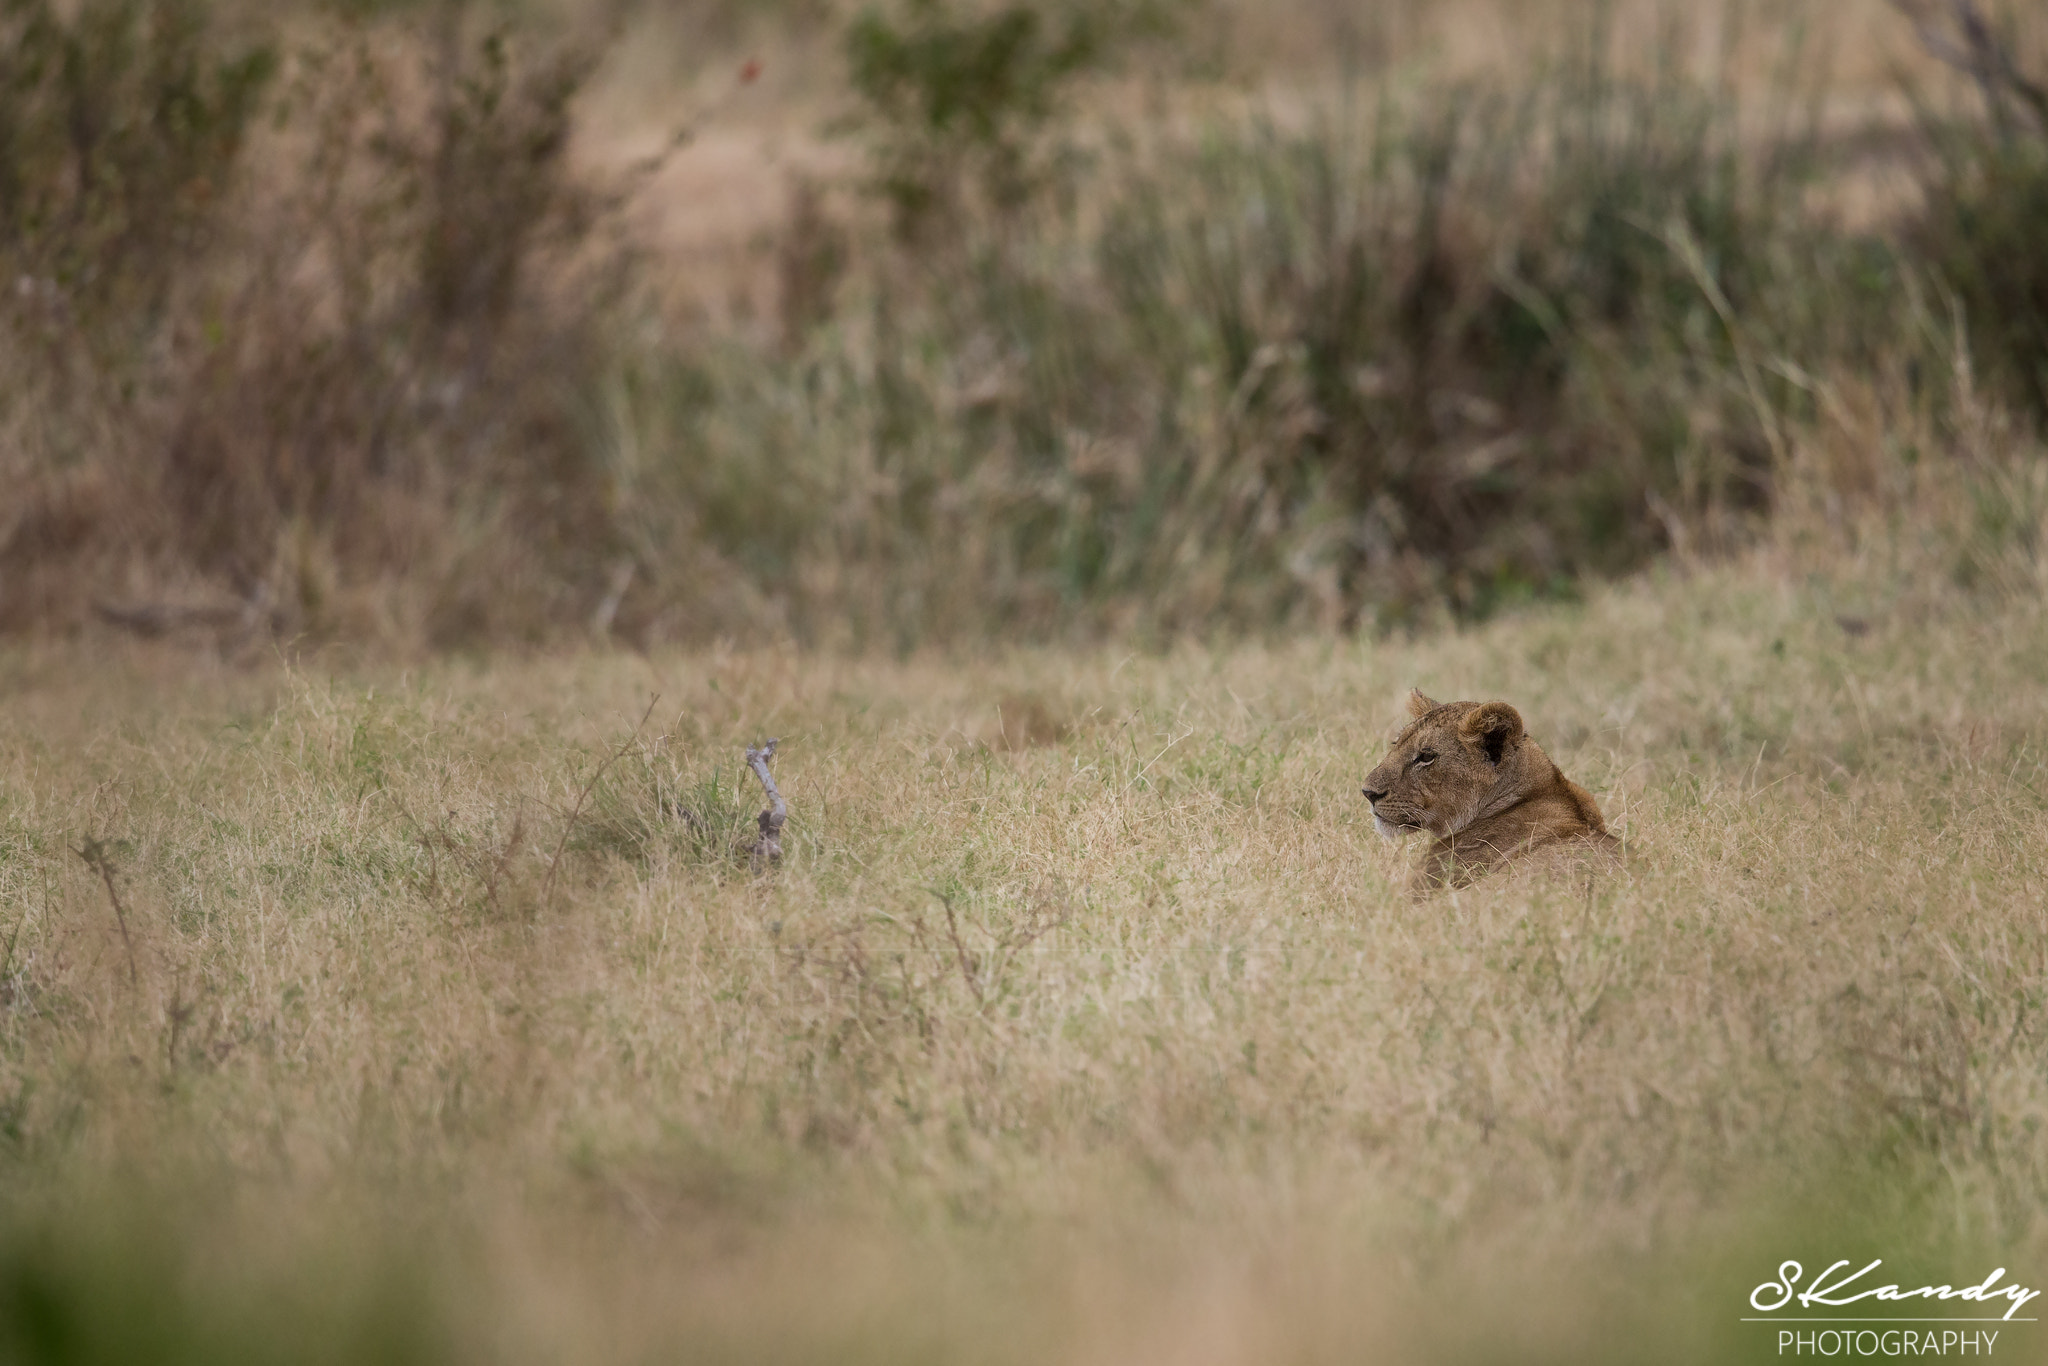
[1361, 690, 1617, 894]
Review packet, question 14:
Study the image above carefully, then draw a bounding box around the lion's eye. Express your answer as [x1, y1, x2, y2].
[1412, 751, 1435, 768]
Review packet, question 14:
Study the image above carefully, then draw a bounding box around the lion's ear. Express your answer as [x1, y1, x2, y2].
[1460, 701, 1524, 764]
[1405, 689, 1438, 720]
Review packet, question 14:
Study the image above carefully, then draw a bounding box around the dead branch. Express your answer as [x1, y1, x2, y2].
[0, 914, 22, 993]
[995, 886, 1074, 959]
[930, 888, 983, 1005]
[482, 807, 527, 917]
[917, 882, 1073, 1011]
[745, 739, 787, 869]
[74, 836, 139, 988]
[541, 695, 659, 912]
[165, 975, 196, 1070]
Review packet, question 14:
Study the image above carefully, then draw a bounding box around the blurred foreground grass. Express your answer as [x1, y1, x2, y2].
[1, 540, 2045, 1362]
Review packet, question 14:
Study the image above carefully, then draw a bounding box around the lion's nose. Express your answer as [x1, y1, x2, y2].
[1362, 786, 1387, 803]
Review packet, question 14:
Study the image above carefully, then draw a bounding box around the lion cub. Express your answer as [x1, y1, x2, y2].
[1362, 690, 1617, 893]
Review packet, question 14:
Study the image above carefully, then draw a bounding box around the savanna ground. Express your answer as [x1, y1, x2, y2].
[6, 0, 2048, 1360]
[5, 535, 2048, 1363]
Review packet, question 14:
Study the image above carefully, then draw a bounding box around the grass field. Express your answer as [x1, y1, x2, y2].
[6, 0, 2048, 1359]
[4, 537, 2046, 1362]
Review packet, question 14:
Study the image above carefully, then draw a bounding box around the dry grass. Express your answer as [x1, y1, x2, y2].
[4, 2, 2048, 1357]
[3, 528, 2046, 1359]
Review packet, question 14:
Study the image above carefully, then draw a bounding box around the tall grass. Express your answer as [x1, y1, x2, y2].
[1, 520, 2044, 1359]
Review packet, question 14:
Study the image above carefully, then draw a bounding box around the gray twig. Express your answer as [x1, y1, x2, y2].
[745, 739, 787, 869]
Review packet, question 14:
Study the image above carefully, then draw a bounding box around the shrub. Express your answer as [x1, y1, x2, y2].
[1, 2, 626, 648]
[155, 9, 616, 643]
[845, 0, 1150, 242]
[1904, 1, 2048, 422]
[0, 0, 275, 338]
[633, 31, 1856, 641]
[2, 0, 2038, 650]
[1921, 128, 2048, 424]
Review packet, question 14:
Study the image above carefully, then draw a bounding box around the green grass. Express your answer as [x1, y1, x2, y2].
[2, 537, 2045, 1361]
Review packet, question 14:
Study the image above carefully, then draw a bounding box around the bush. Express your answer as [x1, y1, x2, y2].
[844, 0, 1163, 242]
[1, 2, 626, 647]
[156, 9, 615, 643]
[622, 31, 1872, 642]
[1903, 2, 2048, 422]
[0, 0, 275, 337]
[1, 0, 2040, 650]
[1921, 130, 2048, 424]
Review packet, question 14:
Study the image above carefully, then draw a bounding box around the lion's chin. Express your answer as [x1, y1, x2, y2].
[1373, 816, 1409, 841]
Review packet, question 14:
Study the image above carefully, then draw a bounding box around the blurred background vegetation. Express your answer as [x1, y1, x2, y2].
[0, 0, 2043, 651]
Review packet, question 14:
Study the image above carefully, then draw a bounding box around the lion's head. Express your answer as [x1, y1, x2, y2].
[1361, 689, 1532, 839]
